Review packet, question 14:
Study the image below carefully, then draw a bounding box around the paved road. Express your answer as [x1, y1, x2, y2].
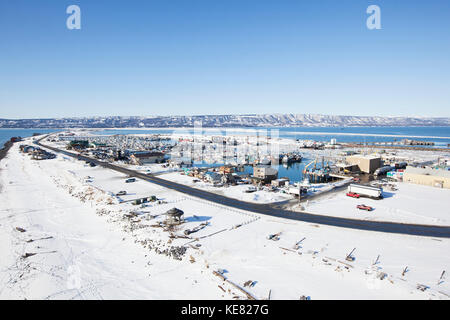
[36, 139, 450, 238]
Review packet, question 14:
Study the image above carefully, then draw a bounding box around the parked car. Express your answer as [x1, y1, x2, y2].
[346, 192, 360, 198]
[357, 204, 373, 211]
[245, 186, 257, 193]
[125, 178, 136, 183]
[116, 191, 127, 196]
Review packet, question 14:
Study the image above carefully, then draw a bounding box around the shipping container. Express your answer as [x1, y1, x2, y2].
[347, 184, 383, 198]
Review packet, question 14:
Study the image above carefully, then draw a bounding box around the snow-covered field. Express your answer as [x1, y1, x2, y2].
[0, 143, 231, 299]
[1, 138, 449, 300]
[305, 183, 450, 226]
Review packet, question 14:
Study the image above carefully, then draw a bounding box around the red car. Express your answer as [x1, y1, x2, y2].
[346, 192, 360, 198]
[357, 204, 373, 211]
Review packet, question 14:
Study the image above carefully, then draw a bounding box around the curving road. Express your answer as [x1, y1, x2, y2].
[36, 138, 450, 238]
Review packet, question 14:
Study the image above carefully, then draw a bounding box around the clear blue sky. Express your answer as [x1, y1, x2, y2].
[1, 0, 449, 118]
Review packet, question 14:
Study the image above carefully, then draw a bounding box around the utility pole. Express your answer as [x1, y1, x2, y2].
[298, 182, 301, 205]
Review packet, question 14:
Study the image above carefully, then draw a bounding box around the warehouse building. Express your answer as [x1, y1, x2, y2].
[129, 151, 165, 165]
[403, 166, 450, 189]
[252, 166, 278, 184]
[345, 155, 382, 174]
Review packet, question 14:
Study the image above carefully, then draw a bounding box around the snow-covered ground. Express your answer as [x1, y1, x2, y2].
[121, 163, 178, 176]
[160, 172, 293, 204]
[1, 138, 449, 299]
[0, 142, 232, 299]
[305, 182, 450, 226]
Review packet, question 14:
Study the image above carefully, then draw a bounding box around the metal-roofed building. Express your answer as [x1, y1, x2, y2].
[403, 166, 450, 189]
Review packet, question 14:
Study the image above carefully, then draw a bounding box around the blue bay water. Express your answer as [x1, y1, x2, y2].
[3, 127, 448, 147]
[0, 129, 58, 148]
[96, 126, 450, 147]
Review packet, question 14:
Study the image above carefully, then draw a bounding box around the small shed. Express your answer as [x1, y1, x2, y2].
[204, 171, 222, 184]
[166, 208, 184, 224]
[271, 178, 290, 187]
[252, 165, 278, 184]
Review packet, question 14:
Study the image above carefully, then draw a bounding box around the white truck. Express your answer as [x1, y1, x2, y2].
[288, 185, 308, 196]
[347, 184, 383, 199]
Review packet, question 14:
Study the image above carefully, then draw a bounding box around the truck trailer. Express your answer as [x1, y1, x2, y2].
[347, 184, 383, 199]
[374, 166, 395, 176]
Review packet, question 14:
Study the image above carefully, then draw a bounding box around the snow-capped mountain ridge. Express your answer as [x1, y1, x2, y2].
[0, 114, 449, 128]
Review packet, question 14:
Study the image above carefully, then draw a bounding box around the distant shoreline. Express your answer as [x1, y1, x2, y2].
[1, 125, 450, 130]
[0, 140, 13, 163]
[88, 127, 450, 140]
